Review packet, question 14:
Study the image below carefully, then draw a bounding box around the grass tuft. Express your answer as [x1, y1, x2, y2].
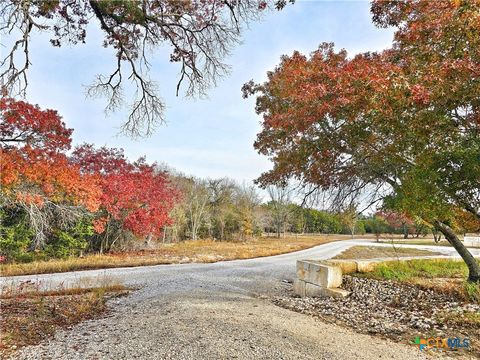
[368, 258, 471, 280]
[360, 258, 480, 302]
[464, 281, 480, 303]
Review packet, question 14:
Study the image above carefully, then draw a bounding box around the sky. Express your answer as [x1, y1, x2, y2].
[10, 0, 394, 184]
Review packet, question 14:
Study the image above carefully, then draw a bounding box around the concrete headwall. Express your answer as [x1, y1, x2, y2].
[294, 260, 349, 298]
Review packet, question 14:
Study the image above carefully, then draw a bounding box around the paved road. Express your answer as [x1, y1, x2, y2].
[5, 239, 473, 360]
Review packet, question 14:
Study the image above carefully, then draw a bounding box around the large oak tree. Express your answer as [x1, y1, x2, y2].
[244, 0, 480, 280]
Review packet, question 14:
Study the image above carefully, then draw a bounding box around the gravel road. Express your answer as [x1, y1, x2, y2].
[4, 239, 473, 360]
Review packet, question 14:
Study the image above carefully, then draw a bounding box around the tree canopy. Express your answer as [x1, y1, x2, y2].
[244, 0, 480, 280]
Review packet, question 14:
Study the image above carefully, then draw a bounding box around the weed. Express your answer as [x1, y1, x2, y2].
[464, 281, 480, 303]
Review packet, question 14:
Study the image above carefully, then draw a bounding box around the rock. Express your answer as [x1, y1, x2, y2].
[274, 274, 476, 343]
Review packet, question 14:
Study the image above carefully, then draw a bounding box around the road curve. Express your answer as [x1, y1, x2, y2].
[6, 239, 465, 360]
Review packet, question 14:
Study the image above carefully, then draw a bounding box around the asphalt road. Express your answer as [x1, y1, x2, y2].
[4, 239, 472, 360]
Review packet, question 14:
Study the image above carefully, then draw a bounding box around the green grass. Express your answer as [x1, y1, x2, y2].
[464, 281, 480, 303]
[370, 258, 471, 281]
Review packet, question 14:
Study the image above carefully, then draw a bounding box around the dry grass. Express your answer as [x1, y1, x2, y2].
[383, 239, 453, 247]
[332, 245, 441, 260]
[436, 309, 480, 327]
[0, 282, 129, 357]
[405, 277, 480, 303]
[1, 235, 353, 277]
[381, 238, 480, 248]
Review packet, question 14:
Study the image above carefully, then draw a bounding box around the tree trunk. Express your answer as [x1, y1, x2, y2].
[434, 220, 480, 282]
[145, 233, 153, 247]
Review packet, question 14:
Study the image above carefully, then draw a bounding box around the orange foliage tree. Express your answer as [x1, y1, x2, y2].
[244, 1, 480, 280]
[1, 98, 100, 251]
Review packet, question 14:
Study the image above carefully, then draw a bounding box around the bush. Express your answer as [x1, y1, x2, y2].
[0, 209, 34, 262]
[43, 218, 93, 258]
[0, 207, 94, 262]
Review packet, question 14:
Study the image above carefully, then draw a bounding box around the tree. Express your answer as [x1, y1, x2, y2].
[303, 209, 341, 234]
[339, 204, 358, 239]
[235, 183, 261, 240]
[287, 204, 307, 233]
[72, 144, 177, 251]
[378, 211, 415, 239]
[0, 98, 100, 251]
[207, 178, 236, 240]
[176, 177, 210, 241]
[244, 1, 480, 281]
[364, 214, 389, 242]
[266, 185, 291, 238]
[1, 0, 293, 137]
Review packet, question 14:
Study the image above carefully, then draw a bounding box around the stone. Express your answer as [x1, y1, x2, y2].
[295, 279, 350, 298]
[320, 287, 350, 298]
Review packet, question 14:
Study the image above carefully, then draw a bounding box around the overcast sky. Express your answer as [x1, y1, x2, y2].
[14, 0, 394, 184]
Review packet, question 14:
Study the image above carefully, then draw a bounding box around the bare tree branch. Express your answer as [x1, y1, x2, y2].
[1, 0, 293, 137]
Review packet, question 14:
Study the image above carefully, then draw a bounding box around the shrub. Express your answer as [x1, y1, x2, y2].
[0, 209, 34, 262]
[43, 218, 93, 258]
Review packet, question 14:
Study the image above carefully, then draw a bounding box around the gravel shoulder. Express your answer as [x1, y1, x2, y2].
[6, 239, 473, 360]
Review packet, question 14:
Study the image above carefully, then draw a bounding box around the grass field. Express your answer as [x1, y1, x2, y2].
[332, 245, 441, 260]
[0, 235, 353, 277]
